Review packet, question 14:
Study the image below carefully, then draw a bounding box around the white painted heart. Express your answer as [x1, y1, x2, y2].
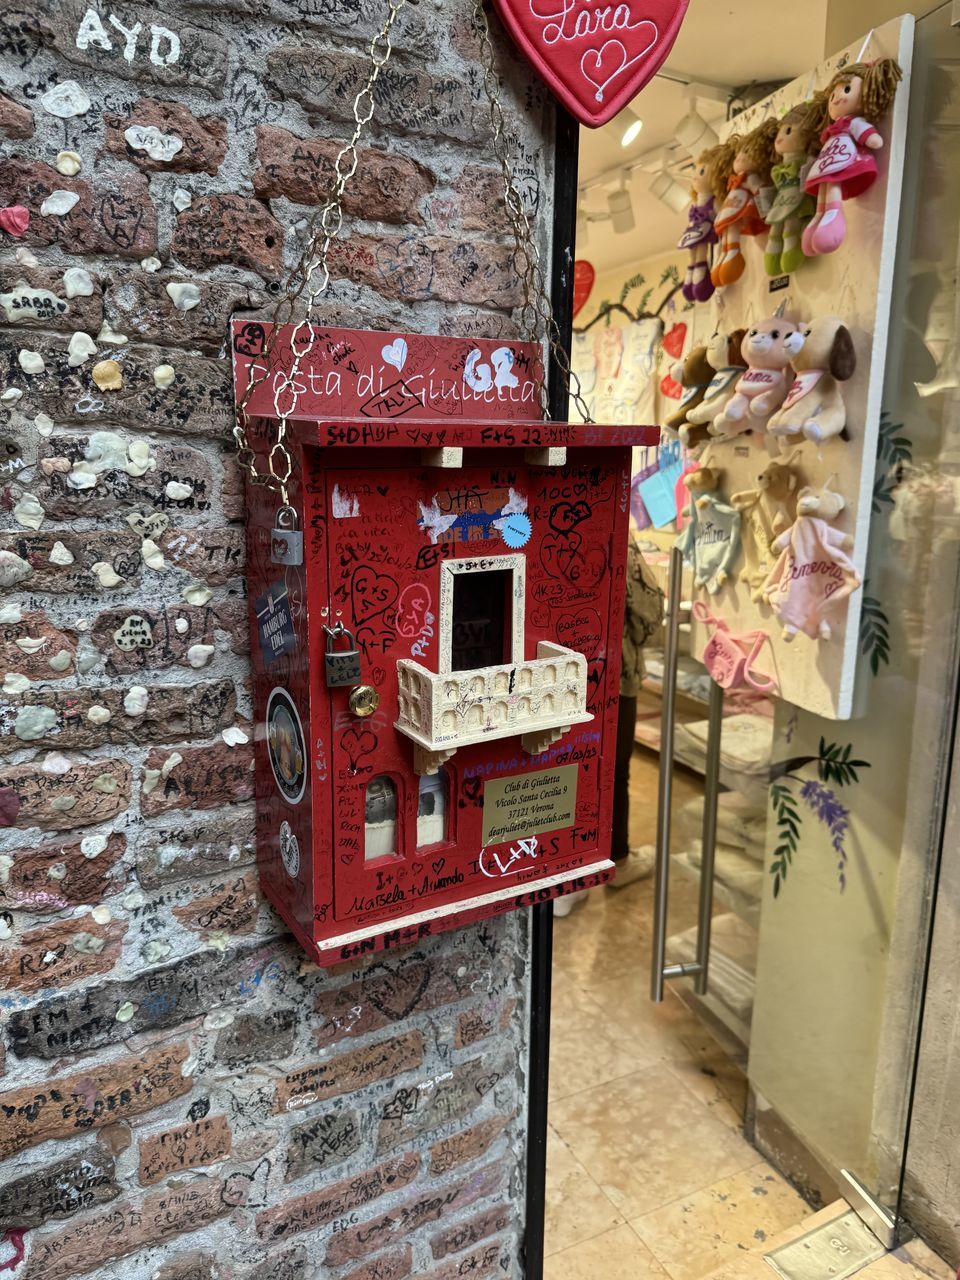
[580, 27, 657, 103]
[382, 338, 408, 372]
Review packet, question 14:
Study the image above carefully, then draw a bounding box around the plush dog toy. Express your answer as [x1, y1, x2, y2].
[665, 345, 716, 435]
[712, 316, 804, 438]
[768, 317, 857, 444]
[731, 451, 802, 601]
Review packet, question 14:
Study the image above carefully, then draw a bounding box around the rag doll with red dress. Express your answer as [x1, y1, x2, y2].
[802, 58, 903, 257]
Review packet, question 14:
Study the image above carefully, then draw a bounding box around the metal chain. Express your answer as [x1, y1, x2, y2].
[233, 0, 593, 501]
[233, 0, 411, 502]
[472, 0, 593, 424]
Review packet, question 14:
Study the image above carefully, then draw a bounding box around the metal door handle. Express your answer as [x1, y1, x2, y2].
[651, 547, 724, 1002]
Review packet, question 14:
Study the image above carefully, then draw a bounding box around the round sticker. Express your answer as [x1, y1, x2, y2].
[500, 512, 532, 549]
[278, 821, 300, 878]
[266, 687, 306, 805]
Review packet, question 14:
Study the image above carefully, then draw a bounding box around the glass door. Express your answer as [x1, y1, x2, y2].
[665, 2, 960, 1244]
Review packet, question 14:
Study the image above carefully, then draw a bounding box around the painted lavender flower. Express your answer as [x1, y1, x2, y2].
[799, 780, 850, 891]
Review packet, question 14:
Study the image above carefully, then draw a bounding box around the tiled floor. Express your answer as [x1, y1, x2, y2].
[544, 750, 954, 1280]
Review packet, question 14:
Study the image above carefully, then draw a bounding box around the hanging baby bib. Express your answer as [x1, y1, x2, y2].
[491, 0, 691, 127]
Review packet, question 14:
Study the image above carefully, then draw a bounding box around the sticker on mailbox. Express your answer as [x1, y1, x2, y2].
[256, 582, 296, 667]
[267, 687, 306, 805]
[481, 764, 579, 846]
[279, 820, 300, 878]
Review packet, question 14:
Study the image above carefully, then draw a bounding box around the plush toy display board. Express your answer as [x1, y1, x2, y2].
[675, 15, 914, 720]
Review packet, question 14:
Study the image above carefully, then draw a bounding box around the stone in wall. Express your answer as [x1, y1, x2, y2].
[134, 808, 256, 887]
[328, 234, 523, 310]
[0, 915, 127, 993]
[0, 609, 78, 681]
[104, 273, 264, 353]
[140, 737, 254, 815]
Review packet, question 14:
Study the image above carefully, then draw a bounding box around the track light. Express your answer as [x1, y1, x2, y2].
[620, 106, 643, 147]
[608, 185, 635, 234]
[675, 104, 719, 157]
[650, 169, 690, 215]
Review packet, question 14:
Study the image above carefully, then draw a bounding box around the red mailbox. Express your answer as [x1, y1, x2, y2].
[233, 324, 656, 965]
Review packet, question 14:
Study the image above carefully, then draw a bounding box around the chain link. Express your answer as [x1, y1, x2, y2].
[233, 0, 411, 503]
[233, 0, 592, 501]
[471, 0, 593, 424]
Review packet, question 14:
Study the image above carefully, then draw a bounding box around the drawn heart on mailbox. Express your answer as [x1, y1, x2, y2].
[491, 0, 690, 127]
[381, 338, 408, 372]
[351, 567, 400, 622]
[341, 726, 377, 771]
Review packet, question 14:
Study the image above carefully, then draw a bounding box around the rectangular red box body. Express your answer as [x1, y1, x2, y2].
[233, 324, 657, 965]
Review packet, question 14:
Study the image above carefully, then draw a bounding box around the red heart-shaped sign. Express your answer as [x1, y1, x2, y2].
[663, 322, 687, 358]
[572, 260, 595, 318]
[492, 0, 690, 127]
[660, 372, 683, 400]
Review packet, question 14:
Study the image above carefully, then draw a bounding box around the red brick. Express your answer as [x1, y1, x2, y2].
[0, 264, 103, 332]
[255, 1154, 419, 1243]
[453, 164, 540, 233]
[172, 194, 283, 279]
[0, 758, 131, 830]
[0, 1042, 192, 1159]
[430, 1205, 511, 1260]
[0, 916, 126, 994]
[0, 609, 77, 681]
[139, 1115, 232, 1185]
[0, 832, 125, 913]
[0, 158, 157, 258]
[21, 1176, 229, 1280]
[325, 1163, 502, 1266]
[315, 957, 479, 1046]
[90, 605, 217, 675]
[253, 125, 431, 223]
[329, 233, 521, 309]
[0, 680, 236, 754]
[173, 873, 262, 936]
[275, 1031, 424, 1113]
[421, 1240, 505, 1280]
[104, 98, 227, 174]
[341, 1248, 412, 1280]
[0, 530, 143, 594]
[158, 526, 245, 583]
[140, 739, 255, 816]
[0, 90, 32, 138]
[430, 1116, 509, 1177]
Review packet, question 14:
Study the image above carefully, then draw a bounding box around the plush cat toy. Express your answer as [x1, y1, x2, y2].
[768, 316, 857, 445]
[803, 58, 903, 256]
[712, 316, 804, 438]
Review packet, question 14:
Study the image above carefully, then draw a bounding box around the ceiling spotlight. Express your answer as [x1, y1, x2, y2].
[620, 106, 643, 147]
[608, 185, 635, 235]
[650, 169, 690, 215]
[675, 105, 719, 157]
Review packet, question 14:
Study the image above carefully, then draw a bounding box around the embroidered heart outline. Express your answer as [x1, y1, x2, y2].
[491, 0, 690, 127]
[580, 29, 657, 104]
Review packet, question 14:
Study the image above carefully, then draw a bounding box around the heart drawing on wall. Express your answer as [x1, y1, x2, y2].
[491, 0, 691, 127]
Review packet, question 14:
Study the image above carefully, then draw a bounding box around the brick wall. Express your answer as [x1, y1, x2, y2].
[0, 1, 554, 1275]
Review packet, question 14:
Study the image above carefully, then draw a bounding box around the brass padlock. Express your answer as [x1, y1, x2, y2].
[348, 685, 380, 717]
[323, 624, 361, 688]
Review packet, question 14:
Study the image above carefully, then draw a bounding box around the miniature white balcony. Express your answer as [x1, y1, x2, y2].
[395, 642, 593, 775]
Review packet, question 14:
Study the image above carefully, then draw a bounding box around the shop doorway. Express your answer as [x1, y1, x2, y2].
[539, 2, 960, 1276]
